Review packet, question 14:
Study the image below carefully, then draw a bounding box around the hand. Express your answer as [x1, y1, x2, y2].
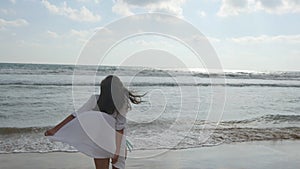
[111, 153, 119, 164]
[44, 128, 57, 136]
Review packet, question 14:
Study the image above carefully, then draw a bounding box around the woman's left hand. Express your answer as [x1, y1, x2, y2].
[111, 153, 119, 164]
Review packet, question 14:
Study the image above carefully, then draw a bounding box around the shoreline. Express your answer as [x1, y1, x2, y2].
[1, 140, 300, 169]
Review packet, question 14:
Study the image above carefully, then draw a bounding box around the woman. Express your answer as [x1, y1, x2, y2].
[45, 75, 143, 169]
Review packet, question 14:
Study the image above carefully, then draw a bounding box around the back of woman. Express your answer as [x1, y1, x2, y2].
[45, 75, 143, 169]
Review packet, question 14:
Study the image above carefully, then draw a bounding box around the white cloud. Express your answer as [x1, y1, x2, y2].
[231, 34, 300, 43]
[112, 1, 134, 16]
[0, 18, 28, 29]
[45, 28, 98, 44]
[10, 0, 16, 4]
[112, 0, 186, 17]
[132, 39, 175, 48]
[46, 30, 59, 38]
[257, 0, 300, 14]
[207, 36, 221, 43]
[0, 8, 16, 15]
[197, 10, 207, 17]
[69, 29, 93, 39]
[217, 0, 251, 17]
[16, 39, 43, 48]
[68, 29, 94, 43]
[77, 0, 100, 3]
[41, 0, 101, 22]
[217, 0, 300, 17]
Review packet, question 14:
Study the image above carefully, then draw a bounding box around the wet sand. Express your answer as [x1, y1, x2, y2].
[1, 140, 300, 169]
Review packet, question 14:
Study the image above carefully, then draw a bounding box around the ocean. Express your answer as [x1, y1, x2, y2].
[0, 62, 299, 153]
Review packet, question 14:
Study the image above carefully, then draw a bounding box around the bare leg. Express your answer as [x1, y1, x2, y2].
[94, 158, 109, 169]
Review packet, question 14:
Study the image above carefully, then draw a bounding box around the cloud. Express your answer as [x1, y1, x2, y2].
[41, 0, 101, 22]
[188, 35, 221, 45]
[45, 28, 99, 43]
[10, 0, 16, 4]
[0, 18, 28, 29]
[112, 1, 134, 16]
[69, 29, 93, 39]
[207, 36, 221, 43]
[197, 10, 207, 17]
[0, 8, 16, 15]
[217, 0, 250, 17]
[77, 0, 100, 3]
[112, 0, 186, 17]
[16, 39, 43, 48]
[230, 34, 300, 43]
[217, 0, 300, 17]
[46, 30, 59, 38]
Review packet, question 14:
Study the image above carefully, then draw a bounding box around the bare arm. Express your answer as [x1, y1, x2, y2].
[45, 95, 96, 136]
[115, 129, 124, 153]
[111, 129, 124, 164]
[44, 115, 75, 136]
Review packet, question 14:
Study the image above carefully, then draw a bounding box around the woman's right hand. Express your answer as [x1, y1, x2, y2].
[44, 128, 57, 136]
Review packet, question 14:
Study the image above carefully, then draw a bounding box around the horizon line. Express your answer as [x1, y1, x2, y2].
[0, 61, 299, 72]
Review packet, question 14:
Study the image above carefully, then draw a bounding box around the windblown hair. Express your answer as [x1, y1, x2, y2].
[94, 75, 143, 115]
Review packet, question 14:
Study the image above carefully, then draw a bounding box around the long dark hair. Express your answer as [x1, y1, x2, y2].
[94, 75, 143, 114]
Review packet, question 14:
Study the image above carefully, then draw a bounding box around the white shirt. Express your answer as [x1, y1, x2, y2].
[72, 94, 128, 130]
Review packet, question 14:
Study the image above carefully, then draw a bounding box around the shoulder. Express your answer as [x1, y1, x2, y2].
[84, 94, 99, 105]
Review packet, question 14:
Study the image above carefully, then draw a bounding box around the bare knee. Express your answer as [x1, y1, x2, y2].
[94, 158, 109, 169]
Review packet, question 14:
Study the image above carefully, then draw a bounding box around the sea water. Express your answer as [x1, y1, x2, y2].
[0, 63, 299, 153]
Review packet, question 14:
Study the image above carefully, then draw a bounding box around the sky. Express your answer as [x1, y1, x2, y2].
[0, 0, 299, 71]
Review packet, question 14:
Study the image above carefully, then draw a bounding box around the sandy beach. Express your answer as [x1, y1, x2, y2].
[1, 140, 299, 169]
